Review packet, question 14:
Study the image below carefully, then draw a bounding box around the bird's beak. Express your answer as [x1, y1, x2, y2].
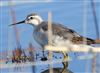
[9, 20, 25, 26]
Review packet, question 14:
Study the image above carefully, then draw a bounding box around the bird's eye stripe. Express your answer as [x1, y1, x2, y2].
[28, 17, 34, 19]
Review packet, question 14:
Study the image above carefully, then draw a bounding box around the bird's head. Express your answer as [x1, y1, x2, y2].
[10, 13, 43, 26]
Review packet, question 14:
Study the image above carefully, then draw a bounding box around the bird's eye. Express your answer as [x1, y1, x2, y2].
[30, 17, 34, 19]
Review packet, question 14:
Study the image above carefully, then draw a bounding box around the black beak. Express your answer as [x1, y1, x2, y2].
[9, 20, 25, 26]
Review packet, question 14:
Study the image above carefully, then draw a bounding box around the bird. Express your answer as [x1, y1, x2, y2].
[10, 13, 100, 73]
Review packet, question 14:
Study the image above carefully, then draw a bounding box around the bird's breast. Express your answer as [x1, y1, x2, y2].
[33, 30, 48, 47]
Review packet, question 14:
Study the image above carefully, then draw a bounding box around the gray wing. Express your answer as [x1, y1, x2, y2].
[52, 23, 81, 40]
[39, 22, 81, 40]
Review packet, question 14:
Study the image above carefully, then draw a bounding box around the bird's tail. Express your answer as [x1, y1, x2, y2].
[72, 37, 100, 45]
[94, 39, 100, 44]
[86, 38, 100, 44]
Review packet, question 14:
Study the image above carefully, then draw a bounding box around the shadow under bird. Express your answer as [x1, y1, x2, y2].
[10, 13, 100, 73]
[41, 68, 73, 73]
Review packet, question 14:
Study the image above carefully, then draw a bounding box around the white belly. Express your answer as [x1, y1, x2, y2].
[51, 35, 73, 47]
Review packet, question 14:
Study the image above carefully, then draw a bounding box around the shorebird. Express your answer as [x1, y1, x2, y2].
[10, 13, 100, 73]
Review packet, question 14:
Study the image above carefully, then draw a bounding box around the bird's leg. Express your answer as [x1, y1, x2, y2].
[61, 52, 68, 73]
[42, 50, 45, 57]
[41, 49, 48, 61]
[42, 46, 46, 58]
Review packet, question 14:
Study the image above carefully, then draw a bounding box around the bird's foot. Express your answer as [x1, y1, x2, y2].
[41, 57, 48, 61]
